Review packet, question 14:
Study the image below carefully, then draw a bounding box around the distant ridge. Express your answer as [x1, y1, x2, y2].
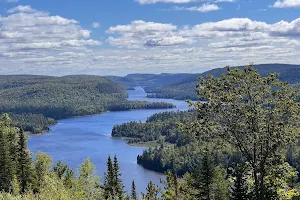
[107, 64, 300, 100]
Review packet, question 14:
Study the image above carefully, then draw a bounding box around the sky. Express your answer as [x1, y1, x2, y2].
[0, 0, 300, 76]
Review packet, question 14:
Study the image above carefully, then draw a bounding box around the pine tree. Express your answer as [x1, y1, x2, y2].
[131, 180, 138, 200]
[142, 181, 160, 200]
[17, 129, 34, 193]
[230, 164, 249, 200]
[0, 127, 11, 192]
[104, 155, 115, 199]
[0, 114, 18, 193]
[192, 149, 215, 200]
[113, 155, 125, 199]
[162, 171, 180, 200]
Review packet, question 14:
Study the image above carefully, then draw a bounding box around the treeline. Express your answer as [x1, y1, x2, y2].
[112, 110, 195, 144]
[122, 66, 300, 199]
[108, 101, 175, 111]
[145, 83, 199, 101]
[0, 114, 237, 200]
[0, 75, 175, 134]
[0, 114, 132, 199]
[142, 64, 300, 101]
[10, 113, 57, 134]
[2, 66, 300, 199]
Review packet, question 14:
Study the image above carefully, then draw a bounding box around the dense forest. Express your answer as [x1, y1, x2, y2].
[0, 75, 174, 134]
[112, 110, 196, 145]
[2, 66, 300, 199]
[109, 64, 300, 101]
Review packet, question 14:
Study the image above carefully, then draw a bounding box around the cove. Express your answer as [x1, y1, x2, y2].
[28, 86, 189, 194]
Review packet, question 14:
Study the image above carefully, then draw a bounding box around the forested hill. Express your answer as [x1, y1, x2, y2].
[107, 73, 199, 88]
[109, 64, 300, 100]
[0, 75, 174, 133]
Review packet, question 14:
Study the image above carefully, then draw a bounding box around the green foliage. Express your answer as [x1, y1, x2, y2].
[131, 180, 138, 200]
[0, 75, 175, 134]
[17, 129, 34, 193]
[112, 110, 195, 145]
[230, 164, 249, 200]
[104, 155, 125, 199]
[142, 181, 160, 200]
[192, 66, 300, 200]
[10, 113, 57, 134]
[78, 158, 102, 199]
[138, 64, 300, 101]
[191, 150, 215, 199]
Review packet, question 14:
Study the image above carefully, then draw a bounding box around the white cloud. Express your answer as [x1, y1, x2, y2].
[271, 0, 300, 8]
[214, 0, 236, 2]
[7, 0, 19, 3]
[137, 0, 200, 4]
[144, 36, 192, 46]
[107, 20, 176, 33]
[8, 5, 36, 13]
[92, 22, 100, 28]
[137, 0, 235, 3]
[0, 5, 101, 74]
[174, 4, 221, 12]
[1, 5, 300, 76]
[107, 20, 184, 48]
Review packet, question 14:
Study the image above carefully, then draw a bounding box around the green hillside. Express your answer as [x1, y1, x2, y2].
[0, 75, 174, 133]
[136, 64, 300, 100]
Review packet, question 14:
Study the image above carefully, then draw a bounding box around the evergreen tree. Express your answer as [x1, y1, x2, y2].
[113, 155, 125, 199]
[17, 129, 34, 193]
[193, 66, 300, 200]
[142, 181, 160, 200]
[0, 114, 18, 193]
[230, 164, 249, 200]
[162, 171, 181, 200]
[78, 158, 102, 199]
[192, 150, 215, 200]
[104, 155, 116, 199]
[131, 180, 138, 200]
[0, 127, 11, 192]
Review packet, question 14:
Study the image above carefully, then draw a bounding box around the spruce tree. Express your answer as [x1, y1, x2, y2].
[230, 164, 249, 200]
[104, 155, 115, 198]
[192, 149, 215, 200]
[0, 114, 18, 193]
[113, 155, 125, 199]
[131, 180, 138, 200]
[17, 129, 34, 193]
[142, 181, 160, 200]
[0, 126, 11, 192]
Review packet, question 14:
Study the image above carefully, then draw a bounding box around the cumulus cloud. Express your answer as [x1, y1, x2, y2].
[137, 0, 235, 3]
[106, 18, 300, 51]
[8, 5, 36, 13]
[1, 5, 300, 76]
[92, 22, 100, 28]
[106, 20, 186, 48]
[0, 5, 102, 74]
[173, 4, 221, 12]
[271, 0, 300, 8]
[137, 0, 200, 4]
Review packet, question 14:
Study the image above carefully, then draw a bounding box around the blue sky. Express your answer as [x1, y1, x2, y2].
[0, 0, 300, 75]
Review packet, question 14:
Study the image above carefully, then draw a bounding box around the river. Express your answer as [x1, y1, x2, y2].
[28, 86, 189, 194]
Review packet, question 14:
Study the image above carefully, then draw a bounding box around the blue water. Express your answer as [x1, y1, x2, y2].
[28, 87, 189, 194]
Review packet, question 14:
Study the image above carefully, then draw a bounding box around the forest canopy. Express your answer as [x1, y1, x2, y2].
[0, 75, 175, 134]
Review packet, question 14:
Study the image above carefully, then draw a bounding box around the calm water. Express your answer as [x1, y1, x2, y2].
[28, 87, 189, 194]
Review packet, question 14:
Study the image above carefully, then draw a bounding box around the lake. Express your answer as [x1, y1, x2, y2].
[28, 86, 189, 195]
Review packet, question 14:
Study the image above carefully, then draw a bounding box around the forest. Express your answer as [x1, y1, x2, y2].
[1, 66, 300, 199]
[109, 64, 300, 101]
[0, 75, 174, 134]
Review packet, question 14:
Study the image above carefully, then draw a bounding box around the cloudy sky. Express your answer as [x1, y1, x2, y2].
[0, 0, 300, 76]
